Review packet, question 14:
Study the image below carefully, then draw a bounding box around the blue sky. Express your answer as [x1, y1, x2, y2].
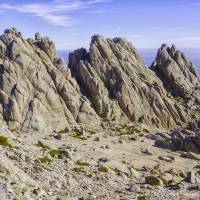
[0, 0, 200, 50]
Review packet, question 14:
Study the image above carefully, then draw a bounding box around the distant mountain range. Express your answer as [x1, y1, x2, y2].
[58, 48, 200, 73]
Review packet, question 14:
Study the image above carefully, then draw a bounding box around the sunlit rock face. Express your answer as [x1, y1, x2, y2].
[69, 35, 198, 129]
[0, 28, 99, 131]
[152, 44, 200, 108]
[0, 28, 199, 131]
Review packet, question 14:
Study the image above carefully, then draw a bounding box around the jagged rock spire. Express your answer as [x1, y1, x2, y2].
[152, 44, 200, 104]
[0, 29, 200, 131]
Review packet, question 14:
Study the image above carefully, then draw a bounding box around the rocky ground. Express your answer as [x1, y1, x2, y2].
[0, 124, 200, 200]
[1, 28, 200, 199]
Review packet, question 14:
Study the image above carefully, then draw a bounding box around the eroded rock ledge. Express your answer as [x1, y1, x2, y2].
[0, 28, 199, 131]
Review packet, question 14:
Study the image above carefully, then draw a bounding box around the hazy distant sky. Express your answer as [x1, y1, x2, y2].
[0, 0, 200, 50]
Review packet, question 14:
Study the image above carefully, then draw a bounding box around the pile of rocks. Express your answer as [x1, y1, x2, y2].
[154, 127, 200, 153]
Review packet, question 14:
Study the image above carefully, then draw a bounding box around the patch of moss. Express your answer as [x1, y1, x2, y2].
[36, 141, 48, 150]
[143, 128, 150, 133]
[89, 130, 96, 135]
[49, 150, 65, 159]
[160, 177, 168, 186]
[113, 124, 142, 136]
[11, 128, 17, 133]
[72, 129, 87, 140]
[58, 127, 69, 133]
[38, 156, 52, 164]
[98, 166, 109, 173]
[91, 170, 98, 175]
[139, 133, 144, 137]
[72, 167, 86, 174]
[145, 176, 163, 186]
[0, 136, 13, 148]
[73, 135, 87, 140]
[33, 166, 43, 173]
[150, 169, 158, 175]
[76, 160, 90, 166]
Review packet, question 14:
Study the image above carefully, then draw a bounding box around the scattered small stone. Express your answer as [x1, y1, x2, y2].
[126, 183, 140, 193]
[129, 167, 140, 179]
[94, 137, 100, 142]
[128, 136, 137, 141]
[54, 133, 62, 140]
[142, 149, 153, 156]
[187, 184, 200, 191]
[118, 139, 123, 144]
[99, 157, 109, 162]
[158, 155, 175, 162]
[186, 172, 196, 184]
[183, 152, 200, 161]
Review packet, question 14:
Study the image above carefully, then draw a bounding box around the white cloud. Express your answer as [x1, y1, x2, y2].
[0, 0, 112, 27]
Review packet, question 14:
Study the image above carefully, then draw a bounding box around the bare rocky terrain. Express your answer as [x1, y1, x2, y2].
[0, 28, 200, 199]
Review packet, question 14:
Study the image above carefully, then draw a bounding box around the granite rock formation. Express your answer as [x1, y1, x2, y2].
[69, 35, 195, 129]
[154, 125, 200, 154]
[0, 28, 99, 131]
[152, 44, 200, 107]
[0, 28, 199, 131]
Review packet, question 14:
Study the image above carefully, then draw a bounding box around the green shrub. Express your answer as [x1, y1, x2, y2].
[72, 167, 86, 173]
[49, 150, 65, 159]
[76, 160, 90, 166]
[98, 166, 109, 173]
[38, 156, 52, 164]
[0, 136, 13, 148]
[58, 127, 69, 133]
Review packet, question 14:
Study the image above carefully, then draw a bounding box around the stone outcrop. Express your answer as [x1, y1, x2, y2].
[0, 28, 99, 131]
[151, 44, 200, 107]
[69, 35, 191, 129]
[154, 126, 200, 154]
[0, 28, 200, 131]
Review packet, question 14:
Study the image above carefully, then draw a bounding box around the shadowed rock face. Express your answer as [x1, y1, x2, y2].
[0, 28, 199, 131]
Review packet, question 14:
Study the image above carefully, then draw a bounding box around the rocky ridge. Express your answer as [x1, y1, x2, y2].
[0, 28, 99, 132]
[152, 44, 200, 107]
[0, 28, 199, 132]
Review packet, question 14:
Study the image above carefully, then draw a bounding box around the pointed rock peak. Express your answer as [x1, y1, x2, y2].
[158, 43, 177, 57]
[113, 37, 127, 44]
[35, 32, 42, 41]
[155, 43, 198, 76]
[152, 43, 199, 99]
[91, 34, 105, 44]
[3, 27, 22, 38]
[33, 33, 57, 61]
